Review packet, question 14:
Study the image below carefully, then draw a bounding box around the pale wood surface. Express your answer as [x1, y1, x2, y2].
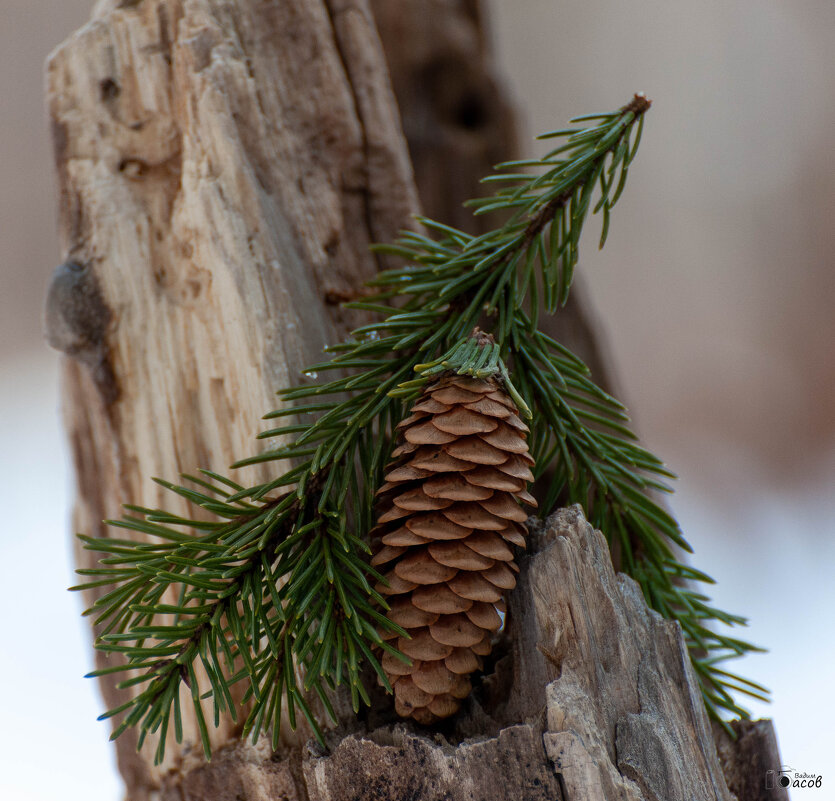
[47, 0, 417, 787]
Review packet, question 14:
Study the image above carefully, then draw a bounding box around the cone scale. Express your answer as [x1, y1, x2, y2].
[372, 372, 536, 723]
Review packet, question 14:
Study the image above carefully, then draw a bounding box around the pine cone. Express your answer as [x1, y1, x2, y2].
[371, 373, 536, 724]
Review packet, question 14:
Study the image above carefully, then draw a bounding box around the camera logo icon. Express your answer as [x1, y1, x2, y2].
[765, 766, 793, 789]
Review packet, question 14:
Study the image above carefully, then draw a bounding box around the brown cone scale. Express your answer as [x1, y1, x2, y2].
[372, 373, 536, 724]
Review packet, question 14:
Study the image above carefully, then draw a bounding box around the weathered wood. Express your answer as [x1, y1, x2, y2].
[371, 0, 517, 236]
[713, 719, 789, 801]
[159, 507, 757, 800]
[517, 507, 734, 800]
[304, 725, 564, 801]
[46, 0, 417, 789]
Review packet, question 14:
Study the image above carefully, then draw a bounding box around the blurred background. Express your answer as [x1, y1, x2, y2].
[1, 1, 832, 798]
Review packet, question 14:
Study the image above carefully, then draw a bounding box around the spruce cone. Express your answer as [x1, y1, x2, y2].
[372, 373, 536, 724]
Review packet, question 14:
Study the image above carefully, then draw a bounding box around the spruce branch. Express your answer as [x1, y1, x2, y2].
[74, 94, 765, 762]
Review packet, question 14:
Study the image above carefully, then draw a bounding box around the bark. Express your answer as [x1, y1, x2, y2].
[45, 0, 781, 797]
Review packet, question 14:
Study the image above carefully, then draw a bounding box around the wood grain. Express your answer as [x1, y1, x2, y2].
[47, 0, 417, 787]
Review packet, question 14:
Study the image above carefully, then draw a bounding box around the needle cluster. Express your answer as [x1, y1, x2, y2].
[74, 95, 766, 764]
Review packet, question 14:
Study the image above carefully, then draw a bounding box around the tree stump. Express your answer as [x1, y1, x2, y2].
[46, 1, 783, 797]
